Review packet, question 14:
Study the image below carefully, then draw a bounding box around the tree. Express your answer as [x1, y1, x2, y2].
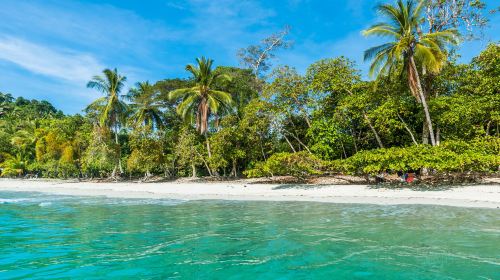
[175, 126, 204, 177]
[265, 66, 313, 128]
[0, 92, 13, 117]
[423, 0, 488, 40]
[431, 43, 500, 139]
[127, 126, 164, 179]
[306, 57, 385, 148]
[212, 66, 259, 117]
[237, 26, 293, 77]
[363, 0, 459, 146]
[168, 57, 233, 163]
[82, 126, 119, 178]
[86, 68, 128, 176]
[127, 81, 163, 129]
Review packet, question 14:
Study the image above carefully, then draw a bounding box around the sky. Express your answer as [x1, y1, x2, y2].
[0, 0, 498, 114]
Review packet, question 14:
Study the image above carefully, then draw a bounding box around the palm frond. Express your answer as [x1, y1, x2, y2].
[176, 94, 199, 119]
[209, 90, 233, 106]
[414, 44, 441, 73]
[207, 96, 220, 114]
[168, 88, 197, 101]
[363, 43, 395, 61]
[362, 23, 400, 38]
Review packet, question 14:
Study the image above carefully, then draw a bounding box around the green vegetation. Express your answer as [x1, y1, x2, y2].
[0, 0, 498, 182]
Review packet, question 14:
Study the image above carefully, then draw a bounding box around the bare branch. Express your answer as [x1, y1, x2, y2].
[237, 26, 293, 77]
[423, 0, 488, 40]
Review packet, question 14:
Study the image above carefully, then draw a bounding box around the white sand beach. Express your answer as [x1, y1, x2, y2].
[0, 178, 499, 208]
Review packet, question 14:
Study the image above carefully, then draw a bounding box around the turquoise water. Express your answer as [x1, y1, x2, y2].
[0, 192, 498, 279]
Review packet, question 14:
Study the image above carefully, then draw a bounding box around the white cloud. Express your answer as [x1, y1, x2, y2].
[0, 0, 180, 59]
[0, 36, 103, 83]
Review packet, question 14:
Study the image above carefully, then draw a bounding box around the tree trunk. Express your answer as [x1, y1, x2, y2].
[350, 127, 358, 153]
[205, 133, 212, 158]
[409, 56, 436, 146]
[203, 134, 217, 176]
[397, 113, 418, 145]
[111, 166, 117, 179]
[422, 120, 429, 144]
[340, 142, 347, 159]
[363, 113, 384, 148]
[202, 159, 213, 176]
[231, 159, 237, 177]
[486, 121, 491, 136]
[300, 108, 311, 128]
[436, 126, 441, 146]
[199, 97, 209, 135]
[283, 129, 312, 153]
[258, 134, 267, 160]
[283, 134, 296, 152]
[114, 122, 123, 176]
[191, 163, 197, 178]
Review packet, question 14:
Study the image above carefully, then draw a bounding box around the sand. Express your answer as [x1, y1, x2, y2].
[0, 178, 499, 208]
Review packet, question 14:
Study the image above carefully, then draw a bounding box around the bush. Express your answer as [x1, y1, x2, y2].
[244, 151, 323, 179]
[329, 138, 500, 175]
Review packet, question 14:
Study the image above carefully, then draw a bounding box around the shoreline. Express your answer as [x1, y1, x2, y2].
[0, 179, 499, 209]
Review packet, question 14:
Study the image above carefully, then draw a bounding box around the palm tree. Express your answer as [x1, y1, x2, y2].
[127, 82, 163, 129]
[362, 0, 458, 146]
[87, 68, 127, 175]
[168, 57, 233, 158]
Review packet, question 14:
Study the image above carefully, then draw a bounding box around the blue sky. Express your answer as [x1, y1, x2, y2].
[0, 0, 498, 114]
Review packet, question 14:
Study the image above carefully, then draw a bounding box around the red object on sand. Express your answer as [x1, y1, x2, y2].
[406, 173, 414, 183]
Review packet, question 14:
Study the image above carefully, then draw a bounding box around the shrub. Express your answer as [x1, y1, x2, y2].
[329, 138, 500, 175]
[244, 151, 323, 179]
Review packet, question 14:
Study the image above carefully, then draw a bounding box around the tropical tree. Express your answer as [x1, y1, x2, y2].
[168, 57, 233, 158]
[86, 68, 128, 176]
[0, 92, 13, 117]
[362, 0, 459, 146]
[127, 81, 163, 129]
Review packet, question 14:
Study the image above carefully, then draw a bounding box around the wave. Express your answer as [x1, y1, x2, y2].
[0, 191, 187, 207]
[0, 198, 34, 204]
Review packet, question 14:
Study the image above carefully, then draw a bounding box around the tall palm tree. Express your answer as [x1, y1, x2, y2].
[168, 57, 233, 158]
[362, 0, 458, 146]
[87, 68, 127, 175]
[127, 81, 163, 129]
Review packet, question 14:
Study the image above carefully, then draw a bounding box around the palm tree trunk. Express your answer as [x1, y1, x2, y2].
[422, 120, 429, 144]
[114, 122, 123, 175]
[409, 56, 436, 146]
[199, 97, 209, 135]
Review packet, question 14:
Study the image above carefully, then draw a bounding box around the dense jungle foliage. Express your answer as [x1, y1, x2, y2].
[0, 1, 498, 181]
